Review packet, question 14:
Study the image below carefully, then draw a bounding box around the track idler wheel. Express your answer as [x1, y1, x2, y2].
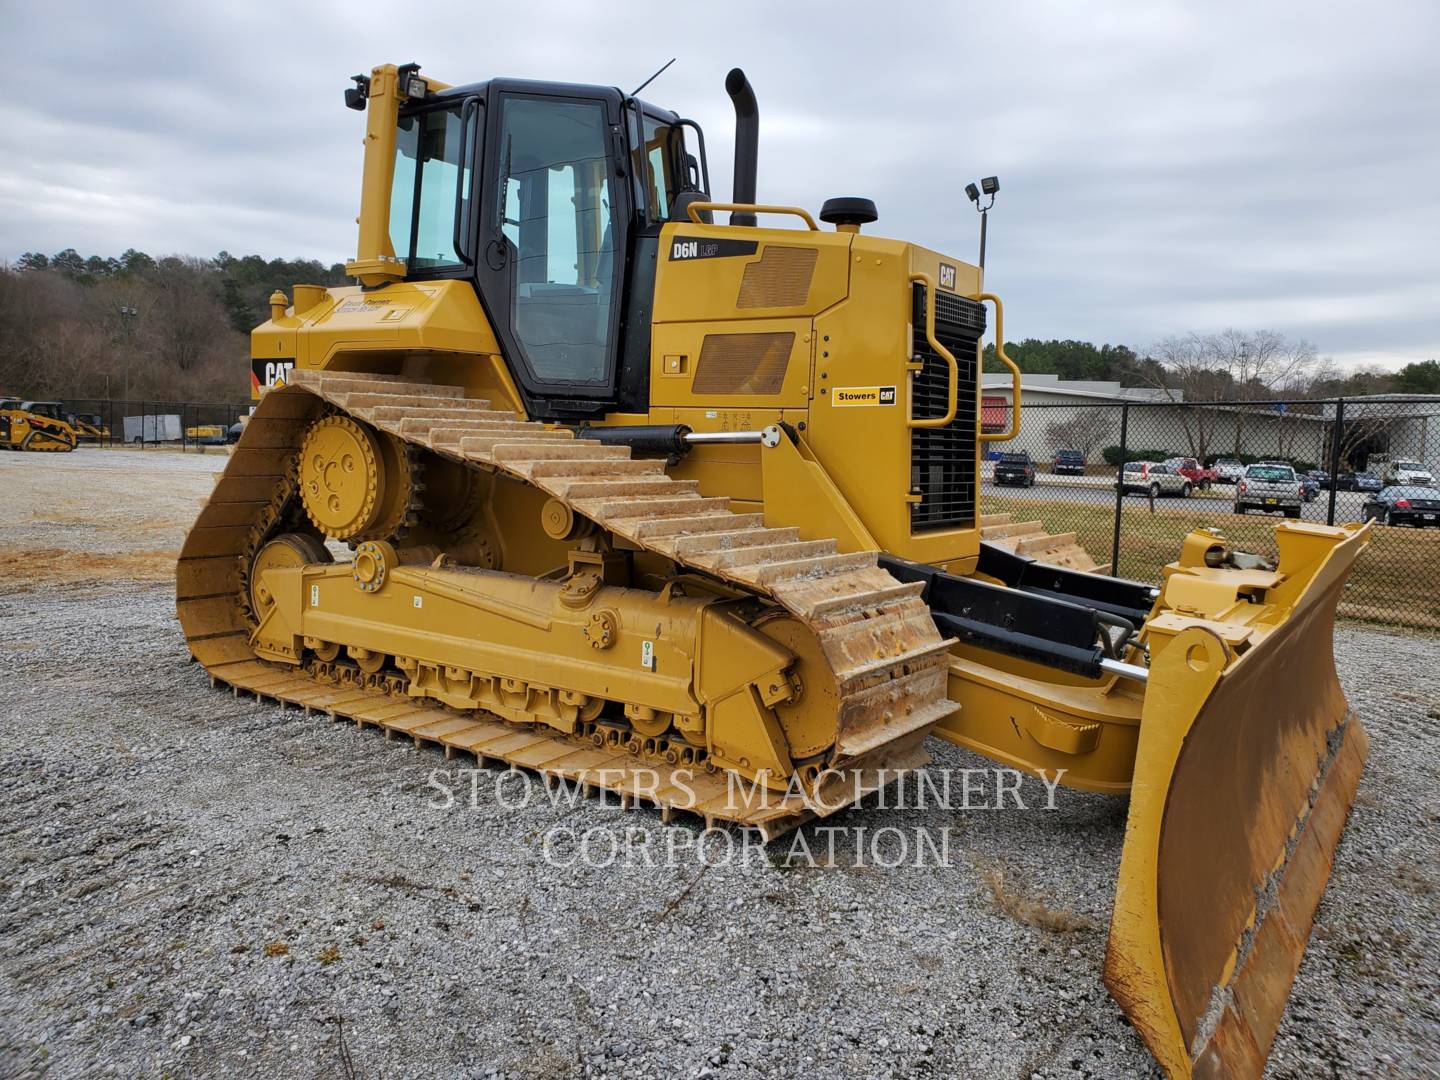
[249, 533, 331, 620]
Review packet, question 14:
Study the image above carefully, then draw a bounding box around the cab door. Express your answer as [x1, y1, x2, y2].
[476, 88, 632, 417]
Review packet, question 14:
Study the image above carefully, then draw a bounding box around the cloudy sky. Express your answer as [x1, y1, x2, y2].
[2, 1, 1436, 369]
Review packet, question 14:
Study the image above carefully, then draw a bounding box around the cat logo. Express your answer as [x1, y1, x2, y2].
[264, 361, 293, 388]
[939, 263, 957, 291]
[251, 359, 295, 399]
[832, 385, 898, 407]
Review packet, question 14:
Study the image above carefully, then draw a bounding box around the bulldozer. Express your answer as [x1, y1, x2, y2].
[177, 63, 1371, 1078]
[0, 398, 80, 451]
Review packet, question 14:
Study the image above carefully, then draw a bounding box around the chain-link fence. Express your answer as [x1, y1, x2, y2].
[980, 396, 1440, 630]
[39, 393, 1440, 629]
[56, 399, 248, 450]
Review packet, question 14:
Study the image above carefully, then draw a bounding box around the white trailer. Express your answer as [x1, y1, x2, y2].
[122, 413, 183, 444]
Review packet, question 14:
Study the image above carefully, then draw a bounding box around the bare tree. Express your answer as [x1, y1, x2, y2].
[1044, 408, 1115, 461]
[1207, 329, 1317, 453]
[1142, 334, 1223, 461]
[1144, 329, 1320, 459]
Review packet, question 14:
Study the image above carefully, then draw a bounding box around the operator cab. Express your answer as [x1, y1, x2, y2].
[380, 75, 709, 419]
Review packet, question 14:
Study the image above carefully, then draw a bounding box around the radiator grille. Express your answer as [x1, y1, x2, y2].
[692, 332, 795, 394]
[736, 246, 818, 308]
[910, 285, 985, 532]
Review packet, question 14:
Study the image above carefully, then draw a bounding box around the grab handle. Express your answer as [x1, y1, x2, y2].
[976, 292, 1021, 442]
[685, 202, 819, 230]
[907, 273, 959, 429]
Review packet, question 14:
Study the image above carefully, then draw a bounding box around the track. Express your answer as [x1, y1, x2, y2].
[176, 371, 957, 836]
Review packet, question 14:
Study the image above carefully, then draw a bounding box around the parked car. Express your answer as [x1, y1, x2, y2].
[1337, 472, 1383, 493]
[1234, 463, 1303, 517]
[994, 452, 1036, 487]
[1383, 459, 1435, 486]
[227, 421, 245, 443]
[1052, 448, 1086, 475]
[1298, 473, 1320, 502]
[1361, 486, 1440, 527]
[1121, 461, 1192, 498]
[1164, 457, 1218, 490]
[1212, 458, 1245, 485]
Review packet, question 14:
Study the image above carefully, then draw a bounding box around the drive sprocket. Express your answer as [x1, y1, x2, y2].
[298, 414, 415, 542]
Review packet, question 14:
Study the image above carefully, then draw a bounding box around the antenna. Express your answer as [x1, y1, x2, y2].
[631, 57, 677, 98]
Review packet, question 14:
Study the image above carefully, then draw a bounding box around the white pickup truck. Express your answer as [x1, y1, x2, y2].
[1212, 458, 1246, 485]
[1384, 459, 1435, 486]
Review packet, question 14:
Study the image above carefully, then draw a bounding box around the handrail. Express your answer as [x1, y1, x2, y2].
[976, 292, 1021, 442]
[452, 96, 480, 266]
[907, 273, 959, 429]
[685, 202, 819, 230]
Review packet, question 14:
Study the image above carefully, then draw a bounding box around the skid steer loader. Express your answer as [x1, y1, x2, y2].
[177, 63, 1371, 1077]
[0, 399, 79, 451]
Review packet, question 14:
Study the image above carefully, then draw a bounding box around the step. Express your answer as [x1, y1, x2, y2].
[700, 539, 838, 571]
[524, 459, 668, 480]
[630, 513, 765, 540]
[807, 580, 927, 618]
[486, 441, 626, 463]
[425, 424, 564, 447]
[299, 374, 467, 399]
[669, 527, 801, 558]
[1015, 531, 1077, 556]
[743, 551, 876, 585]
[979, 520, 1045, 540]
[367, 404, 509, 424]
[574, 495, 730, 520]
[548, 477, 699, 501]
[398, 416, 528, 436]
[832, 638, 955, 689]
[459, 435, 596, 461]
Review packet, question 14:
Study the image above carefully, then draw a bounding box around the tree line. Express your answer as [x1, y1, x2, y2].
[2, 248, 1436, 405]
[984, 335, 1438, 399]
[1, 249, 347, 403]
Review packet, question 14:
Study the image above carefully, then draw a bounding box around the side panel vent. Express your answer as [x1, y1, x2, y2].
[692, 332, 795, 395]
[736, 247, 819, 309]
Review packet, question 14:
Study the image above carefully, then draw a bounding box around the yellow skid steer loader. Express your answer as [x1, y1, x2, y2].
[176, 63, 1370, 1077]
[0, 399, 79, 451]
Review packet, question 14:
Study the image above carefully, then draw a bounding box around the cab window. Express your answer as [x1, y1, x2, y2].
[495, 96, 618, 384]
[636, 114, 681, 221]
[390, 105, 472, 271]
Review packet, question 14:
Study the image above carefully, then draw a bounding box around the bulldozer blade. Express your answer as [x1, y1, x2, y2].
[1105, 523, 1370, 1078]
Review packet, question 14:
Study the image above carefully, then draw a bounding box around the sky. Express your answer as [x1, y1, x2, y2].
[1, 0, 1436, 370]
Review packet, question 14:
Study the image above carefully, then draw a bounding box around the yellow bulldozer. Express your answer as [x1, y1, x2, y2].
[177, 63, 1371, 1077]
[0, 398, 80, 451]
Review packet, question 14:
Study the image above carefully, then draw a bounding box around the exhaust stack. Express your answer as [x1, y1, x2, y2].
[725, 68, 758, 227]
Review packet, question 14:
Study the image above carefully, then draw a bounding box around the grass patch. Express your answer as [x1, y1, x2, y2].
[977, 859, 1095, 934]
[982, 493, 1440, 630]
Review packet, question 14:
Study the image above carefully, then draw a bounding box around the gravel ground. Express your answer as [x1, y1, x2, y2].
[0, 451, 1436, 1079]
[0, 447, 225, 584]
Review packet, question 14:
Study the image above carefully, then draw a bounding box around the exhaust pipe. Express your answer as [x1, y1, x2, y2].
[725, 68, 758, 227]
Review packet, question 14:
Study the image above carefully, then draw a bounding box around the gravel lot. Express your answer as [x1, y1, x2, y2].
[1, 449, 1436, 1079]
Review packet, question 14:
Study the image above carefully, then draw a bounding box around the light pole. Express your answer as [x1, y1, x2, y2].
[965, 176, 1000, 272]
